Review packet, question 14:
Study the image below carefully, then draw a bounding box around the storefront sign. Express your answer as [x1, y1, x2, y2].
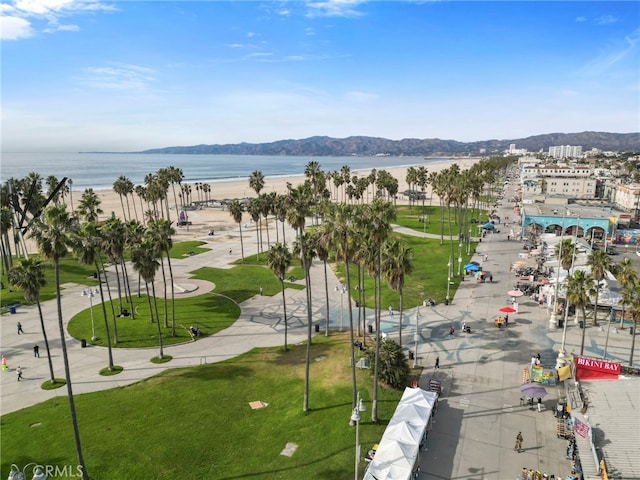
[575, 356, 621, 380]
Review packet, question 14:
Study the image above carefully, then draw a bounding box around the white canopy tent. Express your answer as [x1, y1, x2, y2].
[363, 387, 438, 480]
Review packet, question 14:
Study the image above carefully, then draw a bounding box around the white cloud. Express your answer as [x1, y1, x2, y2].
[594, 15, 617, 26]
[0, 14, 33, 39]
[1, 0, 115, 40]
[582, 27, 640, 75]
[80, 64, 157, 92]
[306, 0, 367, 18]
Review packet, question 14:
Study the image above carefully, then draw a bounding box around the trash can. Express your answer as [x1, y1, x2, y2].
[444, 298, 449, 305]
[630, 327, 634, 335]
[558, 319, 564, 329]
[579, 320, 584, 329]
[408, 351, 414, 360]
[314, 324, 320, 333]
[368, 325, 373, 334]
[8, 305, 16, 314]
[81, 339, 87, 348]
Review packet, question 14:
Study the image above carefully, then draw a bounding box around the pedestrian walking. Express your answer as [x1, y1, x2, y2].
[33, 344, 40, 358]
[17, 366, 23, 381]
[435, 356, 440, 369]
[514, 432, 523, 452]
[1, 356, 7, 372]
[388, 305, 394, 318]
[229, 248, 232, 255]
[484, 254, 488, 262]
[537, 398, 542, 412]
[259, 286, 264, 295]
[504, 315, 509, 327]
[17, 322, 24, 334]
[489, 273, 493, 283]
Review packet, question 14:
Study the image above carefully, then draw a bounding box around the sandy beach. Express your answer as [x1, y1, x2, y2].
[24, 157, 482, 252]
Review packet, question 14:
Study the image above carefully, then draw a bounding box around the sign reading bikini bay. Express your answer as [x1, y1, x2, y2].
[574, 356, 621, 380]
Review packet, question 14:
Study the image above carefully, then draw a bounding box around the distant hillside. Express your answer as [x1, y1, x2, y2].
[139, 131, 640, 156]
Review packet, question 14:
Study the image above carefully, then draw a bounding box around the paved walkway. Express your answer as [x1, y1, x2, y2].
[1, 191, 636, 479]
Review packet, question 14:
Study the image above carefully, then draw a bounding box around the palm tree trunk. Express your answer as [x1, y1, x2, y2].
[95, 261, 114, 370]
[372, 268, 380, 423]
[150, 281, 164, 359]
[323, 260, 330, 337]
[54, 261, 89, 480]
[167, 253, 176, 337]
[580, 306, 588, 356]
[36, 301, 57, 383]
[121, 259, 135, 319]
[159, 256, 169, 328]
[629, 317, 637, 366]
[398, 286, 403, 347]
[345, 260, 357, 413]
[99, 256, 119, 344]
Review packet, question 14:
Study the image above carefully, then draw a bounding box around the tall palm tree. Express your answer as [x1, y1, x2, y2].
[322, 203, 358, 410]
[587, 249, 611, 327]
[113, 176, 134, 221]
[382, 237, 413, 347]
[620, 279, 640, 366]
[248, 198, 262, 260]
[8, 257, 57, 383]
[229, 200, 245, 259]
[286, 184, 314, 412]
[30, 205, 88, 479]
[311, 228, 332, 337]
[266, 243, 292, 351]
[616, 258, 637, 329]
[148, 219, 177, 336]
[76, 188, 103, 223]
[166, 166, 184, 220]
[131, 238, 163, 359]
[566, 269, 591, 356]
[363, 199, 395, 423]
[72, 222, 115, 371]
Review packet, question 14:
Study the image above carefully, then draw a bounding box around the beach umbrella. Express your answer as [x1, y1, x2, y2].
[519, 383, 548, 399]
[499, 306, 517, 313]
[463, 263, 481, 272]
[507, 289, 524, 297]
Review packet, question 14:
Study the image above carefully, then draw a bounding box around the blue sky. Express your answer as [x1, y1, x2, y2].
[1, 1, 639, 152]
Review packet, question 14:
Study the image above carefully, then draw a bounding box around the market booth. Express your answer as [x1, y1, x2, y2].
[363, 386, 438, 480]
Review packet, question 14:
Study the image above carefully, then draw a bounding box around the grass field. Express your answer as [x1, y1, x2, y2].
[0, 334, 411, 480]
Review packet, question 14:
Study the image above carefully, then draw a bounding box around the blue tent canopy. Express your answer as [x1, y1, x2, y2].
[482, 222, 495, 230]
[463, 263, 481, 272]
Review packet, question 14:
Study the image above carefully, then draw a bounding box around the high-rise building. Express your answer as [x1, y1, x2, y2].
[548, 145, 583, 159]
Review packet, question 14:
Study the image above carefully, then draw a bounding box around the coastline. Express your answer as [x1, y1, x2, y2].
[23, 157, 483, 252]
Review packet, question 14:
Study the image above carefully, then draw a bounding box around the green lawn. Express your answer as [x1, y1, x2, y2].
[0, 335, 409, 480]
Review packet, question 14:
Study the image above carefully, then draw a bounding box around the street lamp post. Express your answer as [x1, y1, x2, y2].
[414, 308, 421, 368]
[335, 285, 346, 332]
[82, 287, 99, 342]
[350, 392, 366, 480]
[446, 257, 452, 305]
[457, 242, 463, 275]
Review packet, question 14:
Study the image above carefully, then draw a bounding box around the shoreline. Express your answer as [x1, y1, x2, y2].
[21, 157, 483, 253]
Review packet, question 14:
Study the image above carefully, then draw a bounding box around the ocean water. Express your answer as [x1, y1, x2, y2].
[0, 152, 453, 191]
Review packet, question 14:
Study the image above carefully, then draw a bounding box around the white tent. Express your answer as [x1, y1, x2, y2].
[363, 387, 438, 480]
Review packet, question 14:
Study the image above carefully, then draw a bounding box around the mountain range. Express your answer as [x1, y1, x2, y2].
[139, 131, 640, 156]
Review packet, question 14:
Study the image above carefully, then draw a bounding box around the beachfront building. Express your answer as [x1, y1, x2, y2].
[520, 164, 596, 198]
[548, 145, 583, 159]
[613, 183, 640, 221]
[520, 202, 613, 246]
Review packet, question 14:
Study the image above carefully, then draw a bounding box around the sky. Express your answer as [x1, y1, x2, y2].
[1, 0, 639, 152]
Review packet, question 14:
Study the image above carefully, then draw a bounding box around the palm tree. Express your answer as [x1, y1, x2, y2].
[248, 198, 262, 260]
[382, 237, 413, 347]
[363, 199, 395, 423]
[587, 249, 611, 327]
[30, 205, 88, 479]
[166, 166, 184, 221]
[131, 238, 163, 359]
[72, 222, 115, 371]
[148, 219, 177, 336]
[265, 243, 292, 351]
[322, 203, 358, 410]
[286, 184, 314, 412]
[566, 270, 591, 356]
[8, 257, 57, 383]
[620, 279, 640, 366]
[311, 228, 332, 337]
[616, 259, 637, 329]
[229, 200, 245, 259]
[113, 176, 134, 221]
[76, 188, 103, 223]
